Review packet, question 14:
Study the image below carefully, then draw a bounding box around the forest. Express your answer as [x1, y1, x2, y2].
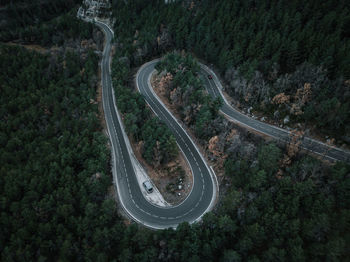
[108, 0, 349, 259]
[155, 52, 223, 139]
[112, 0, 350, 142]
[0, 44, 126, 260]
[0, 6, 94, 47]
[112, 55, 178, 166]
[148, 52, 349, 261]
[0, 0, 83, 42]
[0, 0, 349, 261]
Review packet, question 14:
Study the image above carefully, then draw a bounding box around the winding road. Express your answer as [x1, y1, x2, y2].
[137, 60, 350, 163]
[198, 64, 350, 163]
[93, 16, 349, 229]
[96, 21, 216, 229]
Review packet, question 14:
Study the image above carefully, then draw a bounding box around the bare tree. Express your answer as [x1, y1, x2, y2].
[282, 129, 304, 167]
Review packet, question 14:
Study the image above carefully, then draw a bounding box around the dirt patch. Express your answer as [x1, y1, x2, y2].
[130, 137, 193, 205]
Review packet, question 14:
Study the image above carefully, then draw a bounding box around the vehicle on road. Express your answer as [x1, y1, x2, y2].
[143, 181, 153, 193]
[88, 19, 217, 229]
[208, 74, 213, 79]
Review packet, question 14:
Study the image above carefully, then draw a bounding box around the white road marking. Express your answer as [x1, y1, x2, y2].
[94, 20, 219, 228]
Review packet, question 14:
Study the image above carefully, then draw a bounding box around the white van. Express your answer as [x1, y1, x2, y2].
[142, 181, 153, 193]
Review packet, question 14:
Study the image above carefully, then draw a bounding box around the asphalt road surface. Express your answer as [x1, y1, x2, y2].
[93, 17, 348, 228]
[138, 58, 349, 163]
[199, 64, 350, 163]
[95, 21, 216, 229]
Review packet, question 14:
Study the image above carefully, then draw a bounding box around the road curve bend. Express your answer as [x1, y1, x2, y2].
[95, 21, 217, 229]
[198, 64, 350, 163]
[138, 57, 349, 163]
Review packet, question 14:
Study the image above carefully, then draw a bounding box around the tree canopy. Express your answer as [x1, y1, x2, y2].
[1, 1, 349, 261]
[111, 0, 350, 140]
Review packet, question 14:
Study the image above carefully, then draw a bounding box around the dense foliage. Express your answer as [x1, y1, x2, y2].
[0, 45, 125, 261]
[0, 8, 94, 46]
[156, 52, 222, 139]
[152, 149, 349, 262]
[150, 52, 349, 260]
[1, 1, 349, 261]
[102, 150, 349, 262]
[108, 3, 349, 259]
[111, 56, 178, 166]
[0, 0, 83, 43]
[112, 0, 350, 140]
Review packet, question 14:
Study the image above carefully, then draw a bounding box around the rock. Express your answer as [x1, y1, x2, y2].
[283, 115, 290, 124]
[274, 110, 280, 119]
